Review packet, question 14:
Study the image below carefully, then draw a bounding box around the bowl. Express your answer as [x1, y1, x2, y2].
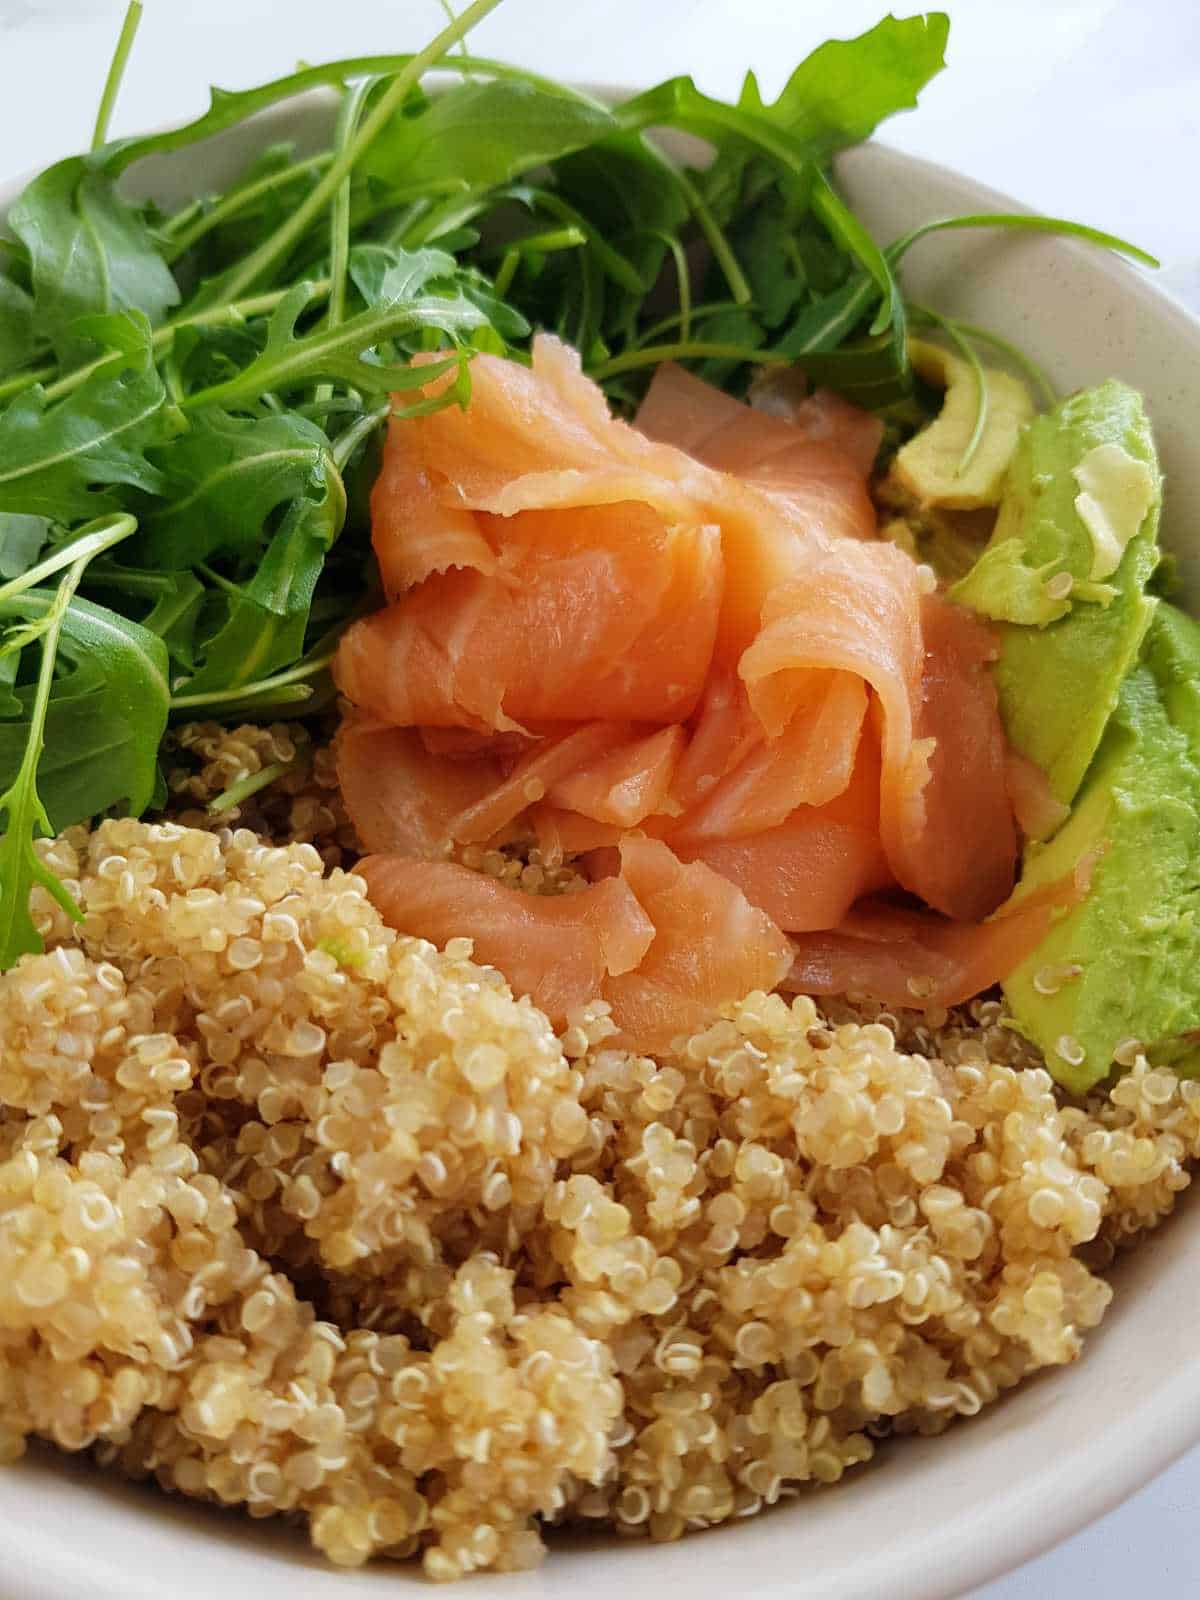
[3, 90, 1200, 1600]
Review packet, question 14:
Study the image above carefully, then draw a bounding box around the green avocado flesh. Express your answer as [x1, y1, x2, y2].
[952, 380, 1161, 808]
[1001, 607, 1200, 1094]
[949, 379, 1200, 1094]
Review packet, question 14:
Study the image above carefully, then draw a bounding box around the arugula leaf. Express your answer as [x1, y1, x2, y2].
[178, 282, 477, 411]
[0, 276, 40, 378]
[7, 159, 179, 366]
[741, 13, 950, 155]
[0, 515, 50, 579]
[83, 562, 208, 669]
[0, 590, 169, 834]
[179, 456, 346, 694]
[97, 54, 574, 176]
[0, 310, 167, 520]
[139, 406, 334, 567]
[364, 79, 617, 191]
[347, 241, 462, 305]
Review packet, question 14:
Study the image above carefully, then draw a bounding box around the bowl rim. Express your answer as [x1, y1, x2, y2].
[2, 85, 1200, 1600]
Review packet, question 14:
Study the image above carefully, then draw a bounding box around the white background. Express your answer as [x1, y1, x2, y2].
[1, 1, 1199, 1595]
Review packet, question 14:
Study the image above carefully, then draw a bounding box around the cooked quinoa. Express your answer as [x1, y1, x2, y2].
[0, 729, 1197, 1580]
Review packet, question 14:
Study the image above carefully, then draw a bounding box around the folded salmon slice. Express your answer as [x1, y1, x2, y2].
[336, 717, 506, 857]
[550, 725, 685, 827]
[348, 338, 870, 684]
[637, 361, 881, 544]
[671, 671, 867, 842]
[603, 837, 793, 1050]
[358, 857, 656, 1021]
[336, 500, 724, 732]
[783, 881, 1077, 1013]
[361, 837, 791, 1048]
[675, 733, 893, 932]
[888, 595, 1018, 921]
[737, 557, 1017, 921]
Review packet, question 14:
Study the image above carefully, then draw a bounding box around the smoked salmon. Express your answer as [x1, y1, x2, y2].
[335, 335, 1045, 1049]
[360, 836, 792, 1051]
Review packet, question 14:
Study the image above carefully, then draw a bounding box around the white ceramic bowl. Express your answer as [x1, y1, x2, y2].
[3, 94, 1200, 1600]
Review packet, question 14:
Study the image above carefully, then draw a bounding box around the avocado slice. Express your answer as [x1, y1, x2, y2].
[1001, 604, 1200, 1094]
[888, 338, 1036, 511]
[951, 380, 1161, 808]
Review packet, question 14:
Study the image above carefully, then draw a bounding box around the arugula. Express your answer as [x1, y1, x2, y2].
[7, 160, 180, 366]
[140, 406, 334, 566]
[175, 458, 346, 696]
[0, 589, 168, 831]
[0, 562, 89, 966]
[363, 78, 617, 191]
[0, 311, 167, 519]
[176, 282, 478, 411]
[0, 277, 40, 377]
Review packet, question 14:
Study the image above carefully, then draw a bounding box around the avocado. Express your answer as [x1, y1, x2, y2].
[951, 381, 1161, 807]
[888, 338, 1036, 511]
[1001, 605, 1200, 1093]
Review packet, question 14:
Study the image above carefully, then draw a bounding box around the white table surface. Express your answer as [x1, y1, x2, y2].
[1, 2, 1198, 1595]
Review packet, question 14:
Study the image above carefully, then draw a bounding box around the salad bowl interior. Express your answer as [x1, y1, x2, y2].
[3, 90, 1200, 1600]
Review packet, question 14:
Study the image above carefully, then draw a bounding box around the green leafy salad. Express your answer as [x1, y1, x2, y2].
[0, 0, 1152, 972]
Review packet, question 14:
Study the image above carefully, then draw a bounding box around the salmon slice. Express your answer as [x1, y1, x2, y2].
[360, 837, 790, 1048]
[550, 725, 685, 827]
[784, 888, 1070, 1013]
[603, 836, 793, 1052]
[737, 555, 1018, 921]
[335, 716, 505, 856]
[885, 595, 1018, 921]
[637, 361, 880, 545]
[355, 336, 876, 707]
[358, 856, 656, 1022]
[748, 371, 885, 476]
[683, 812, 892, 933]
[446, 721, 633, 845]
[368, 431, 497, 600]
[676, 733, 893, 931]
[671, 671, 867, 842]
[336, 503, 724, 731]
[1006, 748, 1070, 843]
[667, 668, 764, 814]
[529, 804, 625, 864]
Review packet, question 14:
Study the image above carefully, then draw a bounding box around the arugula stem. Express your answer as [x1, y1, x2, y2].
[315, 78, 377, 411]
[207, 749, 310, 814]
[331, 401, 390, 471]
[91, 1, 143, 152]
[672, 166, 751, 306]
[169, 645, 337, 710]
[632, 298, 744, 350]
[910, 306, 989, 474]
[0, 515, 137, 607]
[933, 314, 1058, 410]
[811, 171, 899, 337]
[162, 153, 331, 263]
[663, 233, 692, 343]
[888, 212, 1158, 269]
[492, 249, 520, 300]
[207, 0, 509, 306]
[590, 341, 792, 381]
[328, 84, 376, 332]
[195, 562, 243, 599]
[0, 554, 92, 955]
